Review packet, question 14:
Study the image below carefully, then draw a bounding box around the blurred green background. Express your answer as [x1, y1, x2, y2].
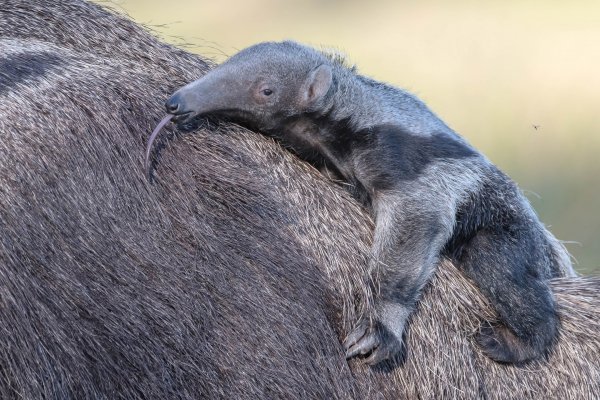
[99, 0, 599, 274]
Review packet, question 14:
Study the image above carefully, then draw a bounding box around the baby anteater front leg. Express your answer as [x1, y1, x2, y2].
[345, 196, 451, 365]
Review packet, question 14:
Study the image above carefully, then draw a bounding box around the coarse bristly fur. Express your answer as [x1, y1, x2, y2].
[165, 40, 577, 365]
[0, 1, 598, 399]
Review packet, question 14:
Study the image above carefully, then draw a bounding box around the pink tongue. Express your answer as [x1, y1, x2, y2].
[145, 114, 174, 175]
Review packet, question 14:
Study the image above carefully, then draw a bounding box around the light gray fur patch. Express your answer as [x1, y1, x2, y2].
[379, 301, 412, 340]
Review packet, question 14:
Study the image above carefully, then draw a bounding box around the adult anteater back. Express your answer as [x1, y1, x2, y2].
[0, 1, 598, 399]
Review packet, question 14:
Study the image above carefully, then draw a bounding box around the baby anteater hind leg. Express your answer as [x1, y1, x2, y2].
[458, 228, 559, 364]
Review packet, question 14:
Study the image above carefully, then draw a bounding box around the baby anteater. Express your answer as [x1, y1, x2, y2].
[161, 41, 575, 366]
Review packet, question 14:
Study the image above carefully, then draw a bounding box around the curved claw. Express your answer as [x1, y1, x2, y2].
[364, 345, 393, 366]
[343, 321, 368, 351]
[343, 319, 404, 365]
[346, 330, 379, 359]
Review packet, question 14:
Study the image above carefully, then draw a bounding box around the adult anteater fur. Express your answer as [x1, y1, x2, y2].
[0, 0, 598, 399]
[164, 41, 576, 365]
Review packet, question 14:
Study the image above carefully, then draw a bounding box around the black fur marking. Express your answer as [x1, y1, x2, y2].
[443, 167, 554, 276]
[0, 52, 63, 94]
[269, 114, 477, 207]
[443, 168, 518, 259]
[348, 124, 477, 188]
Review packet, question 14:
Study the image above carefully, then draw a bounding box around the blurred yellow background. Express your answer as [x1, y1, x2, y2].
[98, 0, 599, 274]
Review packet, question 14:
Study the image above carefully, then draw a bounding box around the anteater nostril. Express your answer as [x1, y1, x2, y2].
[165, 95, 181, 114]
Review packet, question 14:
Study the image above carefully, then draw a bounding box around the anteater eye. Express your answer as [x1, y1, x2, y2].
[262, 88, 273, 96]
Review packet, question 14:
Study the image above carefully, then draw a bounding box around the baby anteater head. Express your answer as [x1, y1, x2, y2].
[165, 41, 334, 131]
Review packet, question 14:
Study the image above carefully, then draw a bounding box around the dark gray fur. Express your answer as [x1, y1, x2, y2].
[2, 1, 599, 399]
[0, 51, 63, 94]
[166, 41, 576, 365]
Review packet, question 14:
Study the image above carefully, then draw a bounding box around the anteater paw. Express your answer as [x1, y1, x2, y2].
[476, 323, 554, 364]
[343, 319, 403, 366]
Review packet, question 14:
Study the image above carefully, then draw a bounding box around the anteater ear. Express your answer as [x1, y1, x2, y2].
[300, 64, 332, 108]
